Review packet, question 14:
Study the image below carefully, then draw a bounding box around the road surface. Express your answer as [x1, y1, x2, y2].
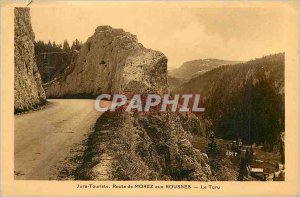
[14, 99, 109, 180]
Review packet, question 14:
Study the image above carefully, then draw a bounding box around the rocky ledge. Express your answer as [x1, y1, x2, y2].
[44, 26, 168, 97]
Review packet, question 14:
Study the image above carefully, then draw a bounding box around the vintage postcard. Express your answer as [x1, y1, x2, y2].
[1, 0, 299, 196]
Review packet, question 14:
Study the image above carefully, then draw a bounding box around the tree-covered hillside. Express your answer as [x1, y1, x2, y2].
[177, 53, 284, 150]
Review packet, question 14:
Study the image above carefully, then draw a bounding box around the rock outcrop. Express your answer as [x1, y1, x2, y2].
[50, 25, 214, 180]
[45, 26, 168, 97]
[14, 8, 46, 113]
[75, 111, 214, 181]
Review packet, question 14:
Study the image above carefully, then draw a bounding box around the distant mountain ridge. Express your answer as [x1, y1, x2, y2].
[177, 53, 284, 96]
[176, 53, 284, 149]
[169, 58, 241, 80]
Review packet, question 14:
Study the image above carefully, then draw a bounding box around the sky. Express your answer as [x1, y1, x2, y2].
[29, 2, 294, 69]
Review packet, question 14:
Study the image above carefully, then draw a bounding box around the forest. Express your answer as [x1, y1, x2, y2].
[34, 39, 82, 82]
[177, 53, 285, 150]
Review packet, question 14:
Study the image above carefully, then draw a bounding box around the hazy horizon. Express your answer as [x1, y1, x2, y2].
[30, 2, 293, 69]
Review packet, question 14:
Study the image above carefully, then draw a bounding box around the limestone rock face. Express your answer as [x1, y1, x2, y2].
[45, 26, 168, 97]
[14, 8, 46, 113]
[76, 111, 214, 181]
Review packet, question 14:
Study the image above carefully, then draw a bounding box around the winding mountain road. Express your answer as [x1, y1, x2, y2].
[14, 99, 109, 180]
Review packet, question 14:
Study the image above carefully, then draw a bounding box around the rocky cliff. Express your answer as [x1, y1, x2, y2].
[44, 26, 168, 97]
[50, 26, 214, 180]
[14, 8, 46, 113]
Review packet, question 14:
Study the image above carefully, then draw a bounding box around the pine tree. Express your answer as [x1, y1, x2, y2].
[71, 39, 81, 51]
[47, 40, 52, 52]
[63, 40, 70, 51]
